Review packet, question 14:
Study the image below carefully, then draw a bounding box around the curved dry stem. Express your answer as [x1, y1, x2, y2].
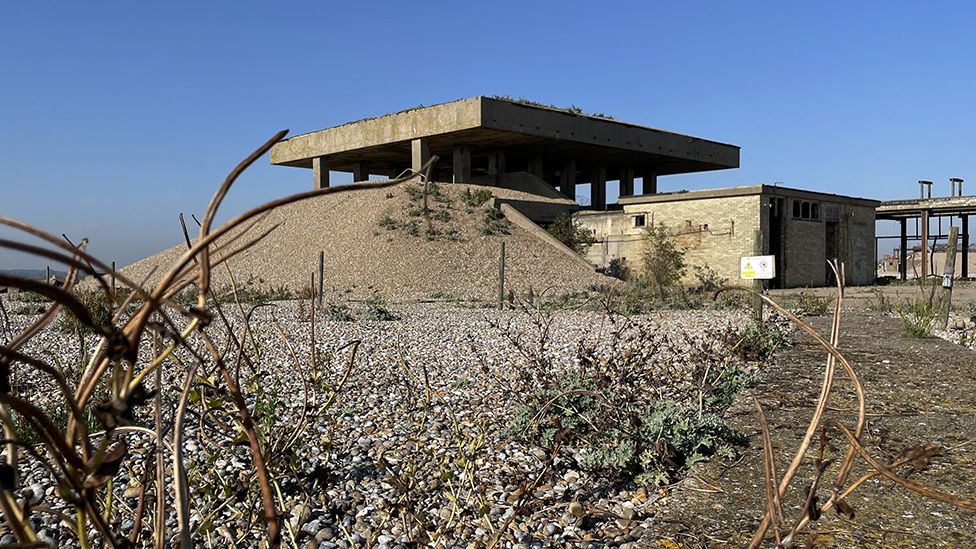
[833, 420, 976, 509]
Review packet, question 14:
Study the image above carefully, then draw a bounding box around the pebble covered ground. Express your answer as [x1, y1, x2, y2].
[0, 296, 754, 548]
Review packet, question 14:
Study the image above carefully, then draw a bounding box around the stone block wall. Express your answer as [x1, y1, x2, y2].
[576, 195, 762, 285]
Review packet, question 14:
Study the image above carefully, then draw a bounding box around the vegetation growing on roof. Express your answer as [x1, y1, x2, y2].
[491, 95, 616, 119]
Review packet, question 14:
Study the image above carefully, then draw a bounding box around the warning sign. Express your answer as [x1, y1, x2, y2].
[741, 255, 776, 280]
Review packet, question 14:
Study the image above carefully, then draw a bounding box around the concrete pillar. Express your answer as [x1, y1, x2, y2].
[452, 145, 472, 183]
[899, 218, 908, 281]
[528, 154, 544, 178]
[312, 156, 330, 190]
[411, 138, 430, 173]
[559, 160, 577, 200]
[963, 215, 970, 278]
[620, 168, 635, 197]
[488, 151, 500, 176]
[352, 161, 370, 182]
[641, 172, 657, 195]
[921, 210, 930, 278]
[591, 164, 607, 210]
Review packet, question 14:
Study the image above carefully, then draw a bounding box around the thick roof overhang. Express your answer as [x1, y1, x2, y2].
[270, 97, 739, 177]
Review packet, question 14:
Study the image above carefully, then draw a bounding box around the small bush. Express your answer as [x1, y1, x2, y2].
[640, 222, 687, 298]
[501, 311, 752, 486]
[378, 215, 398, 230]
[461, 188, 493, 207]
[546, 213, 597, 255]
[739, 320, 792, 361]
[322, 298, 354, 322]
[480, 208, 511, 235]
[361, 294, 397, 321]
[694, 265, 727, 293]
[602, 258, 629, 280]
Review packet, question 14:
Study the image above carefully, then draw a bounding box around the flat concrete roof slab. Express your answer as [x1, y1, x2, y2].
[877, 195, 976, 219]
[270, 97, 740, 176]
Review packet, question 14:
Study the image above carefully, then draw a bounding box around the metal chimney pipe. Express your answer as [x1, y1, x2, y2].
[951, 177, 964, 197]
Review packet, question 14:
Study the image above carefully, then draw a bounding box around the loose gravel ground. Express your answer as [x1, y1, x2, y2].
[0, 297, 753, 548]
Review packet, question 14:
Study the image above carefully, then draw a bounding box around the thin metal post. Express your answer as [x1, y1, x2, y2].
[498, 242, 506, 310]
[317, 251, 324, 309]
[46, 266, 50, 284]
[111, 261, 116, 295]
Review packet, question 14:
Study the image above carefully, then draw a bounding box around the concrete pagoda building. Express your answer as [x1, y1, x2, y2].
[269, 96, 740, 210]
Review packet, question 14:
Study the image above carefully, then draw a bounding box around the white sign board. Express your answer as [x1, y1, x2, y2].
[741, 255, 776, 280]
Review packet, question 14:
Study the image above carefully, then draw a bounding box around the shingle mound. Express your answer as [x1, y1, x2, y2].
[119, 182, 616, 301]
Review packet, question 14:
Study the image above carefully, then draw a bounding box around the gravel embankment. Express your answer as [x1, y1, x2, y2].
[116, 182, 617, 301]
[0, 298, 751, 548]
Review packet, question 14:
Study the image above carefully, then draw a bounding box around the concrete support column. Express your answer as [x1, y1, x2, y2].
[559, 160, 577, 200]
[528, 154, 544, 178]
[487, 151, 500, 176]
[641, 172, 657, 195]
[591, 164, 607, 210]
[452, 145, 472, 183]
[963, 215, 970, 278]
[899, 218, 908, 281]
[921, 210, 930, 278]
[620, 168, 635, 197]
[312, 156, 330, 190]
[411, 138, 430, 173]
[352, 161, 370, 182]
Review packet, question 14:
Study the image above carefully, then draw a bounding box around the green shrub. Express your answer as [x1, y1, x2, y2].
[545, 213, 597, 255]
[739, 320, 792, 361]
[480, 208, 511, 235]
[503, 315, 752, 486]
[693, 265, 727, 293]
[378, 215, 398, 230]
[322, 298, 354, 322]
[361, 294, 397, 321]
[603, 258, 629, 280]
[461, 188, 493, 207]
[640, 223, 687, 298]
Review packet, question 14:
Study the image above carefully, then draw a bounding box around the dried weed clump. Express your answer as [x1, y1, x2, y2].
[746, 261, 976, 547]
[0, 131, 434, 547]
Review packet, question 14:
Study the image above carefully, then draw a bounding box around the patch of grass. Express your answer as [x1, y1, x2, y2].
[793, 292, 831, 316]
[360, 294, 397, 321]
[897, 296, 941, 338]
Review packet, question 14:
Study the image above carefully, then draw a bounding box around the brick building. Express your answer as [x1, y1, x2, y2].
[575, 185, 879, 288]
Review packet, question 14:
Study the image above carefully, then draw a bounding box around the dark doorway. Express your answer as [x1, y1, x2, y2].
[825, 221, 840, 285]
[768, 198, 785, 289]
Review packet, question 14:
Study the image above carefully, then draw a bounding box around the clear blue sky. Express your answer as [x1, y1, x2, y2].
[2, 1, 974, 269]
